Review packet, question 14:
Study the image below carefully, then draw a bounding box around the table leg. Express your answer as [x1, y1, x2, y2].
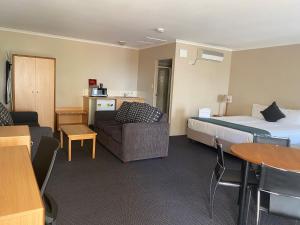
[68, 139, 72, 161]
[60, 130, 63, 148]
[92, 137, 96, 159]
[237, 160, 249, 225]
[81, 140, 84, 148]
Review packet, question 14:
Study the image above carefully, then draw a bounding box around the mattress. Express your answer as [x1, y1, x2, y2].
[188, 116, 300, 148]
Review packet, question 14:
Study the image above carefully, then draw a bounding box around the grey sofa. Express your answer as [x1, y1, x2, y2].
[94, 108, 169, 163]
[10, 111, 53, 160]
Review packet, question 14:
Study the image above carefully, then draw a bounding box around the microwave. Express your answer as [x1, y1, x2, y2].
[89, 87, 108, 97]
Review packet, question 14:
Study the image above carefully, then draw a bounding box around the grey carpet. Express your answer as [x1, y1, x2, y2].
[47, 136, 296, 225]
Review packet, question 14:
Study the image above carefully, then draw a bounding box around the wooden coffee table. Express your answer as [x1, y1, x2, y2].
[60, 124, 97, 161]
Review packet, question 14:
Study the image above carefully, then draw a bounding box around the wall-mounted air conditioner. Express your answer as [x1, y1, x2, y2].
[190, 49, 225, 65]
[201, 50, 224, 62]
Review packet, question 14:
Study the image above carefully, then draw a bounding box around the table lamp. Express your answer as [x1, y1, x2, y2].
[223, 95, 233, 116]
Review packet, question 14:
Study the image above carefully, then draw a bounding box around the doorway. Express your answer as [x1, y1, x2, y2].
[154, 59, 172, 116]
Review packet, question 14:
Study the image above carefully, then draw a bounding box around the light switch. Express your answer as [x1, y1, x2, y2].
[179, 49, 188, 58]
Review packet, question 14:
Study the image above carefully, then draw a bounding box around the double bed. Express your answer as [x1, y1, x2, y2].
[187, 104, 300, 152]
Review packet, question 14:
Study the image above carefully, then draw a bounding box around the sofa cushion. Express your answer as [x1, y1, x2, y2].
[115, 102, 131, 123]
[0, 103, 13, 126]
[261, 101, 285, 122]
[101, 124, 122, 143]
[136, 103, 163, 123]
[126, 102, 144, 123]
[95, 120, 122, 130]
[30, 127, 53, 160]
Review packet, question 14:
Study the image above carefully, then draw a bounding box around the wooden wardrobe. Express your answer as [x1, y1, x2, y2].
[12, 55, 55, 130]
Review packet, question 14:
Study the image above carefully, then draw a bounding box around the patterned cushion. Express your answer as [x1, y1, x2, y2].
[115, 102, 131, 123]
[136, 103, 163, 123]
[126, 102, 144, 123]
[0, 103, 14, 126]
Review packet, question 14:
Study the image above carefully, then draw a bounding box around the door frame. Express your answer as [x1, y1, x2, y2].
[153, 58, 174, 122]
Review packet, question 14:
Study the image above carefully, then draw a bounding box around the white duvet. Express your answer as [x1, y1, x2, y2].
[188, 116, 300, 148]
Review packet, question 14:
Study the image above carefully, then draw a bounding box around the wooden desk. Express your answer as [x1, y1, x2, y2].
[60, 124, 97, 161]
[0, 125, 31, 155]
[0, 146, 44, 225]
[56, 107, 87, 131]
[231, 143, 300, 225]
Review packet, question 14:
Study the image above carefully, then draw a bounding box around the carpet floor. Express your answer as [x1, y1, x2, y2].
[47, 136, 296, 225]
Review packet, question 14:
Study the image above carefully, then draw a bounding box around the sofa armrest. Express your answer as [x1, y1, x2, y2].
[94, 111, 118, 124]
[10, 111, 39, 126]
[122, 122, 169, 162]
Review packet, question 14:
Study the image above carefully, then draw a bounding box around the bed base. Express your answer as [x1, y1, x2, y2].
[186, 128, 234, 154]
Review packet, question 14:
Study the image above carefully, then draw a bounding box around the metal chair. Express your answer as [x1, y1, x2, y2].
[209, 138, 258, 221]
[253, 135, 290, 147]
[252, 135, 290, 178]
[32, 136, 60, 225]
[256, 164, 300, 225]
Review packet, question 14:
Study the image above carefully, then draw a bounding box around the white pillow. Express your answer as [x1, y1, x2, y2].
[278, 108, 300, 125]
[251, 104, 268, 120]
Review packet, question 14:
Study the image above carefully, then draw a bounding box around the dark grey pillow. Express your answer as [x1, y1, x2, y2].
[0, 103, 13, 126]
[115, 102, 131, 123]
[260, 102, 285, 122]
[136, 103, 163, 123]
[126, 102, 143, 123]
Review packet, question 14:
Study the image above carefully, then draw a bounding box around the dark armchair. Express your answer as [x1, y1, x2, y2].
[10, 111, 39, 126]
[9, 111, 53, 159]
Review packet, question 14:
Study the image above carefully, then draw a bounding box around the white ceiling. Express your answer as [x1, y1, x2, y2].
[1, 0, 300, 50]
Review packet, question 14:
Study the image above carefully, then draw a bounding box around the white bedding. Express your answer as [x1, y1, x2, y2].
[188, 116, 300, 148]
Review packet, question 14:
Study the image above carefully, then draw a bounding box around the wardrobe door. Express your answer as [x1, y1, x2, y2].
[13, 56, 36, 111]
[35, 58, 55, 130]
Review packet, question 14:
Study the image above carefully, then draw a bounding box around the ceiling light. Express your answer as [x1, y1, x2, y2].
[145, 36, 167, 42]
[156, 27, 165, 33]
[118, 41, 126, 45]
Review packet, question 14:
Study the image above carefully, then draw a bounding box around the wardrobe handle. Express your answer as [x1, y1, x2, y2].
[36, 91, 39, 94]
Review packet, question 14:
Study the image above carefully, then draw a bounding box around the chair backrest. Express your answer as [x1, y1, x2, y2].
[214, 138, 225, 178]
[253, 135, 290, 147]
[259, 164, 300, 219]
[32, 136, 60, 195]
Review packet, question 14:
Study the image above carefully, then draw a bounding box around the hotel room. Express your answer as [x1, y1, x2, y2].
[1, 1, 300, 225]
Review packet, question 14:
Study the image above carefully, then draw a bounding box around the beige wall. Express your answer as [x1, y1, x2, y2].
[170, 43, 232, 135]
[137, 43, 176, 104]
[228, 44, 300, 115]
[0, 30, 139, 108]
[1, 29, 233, 136]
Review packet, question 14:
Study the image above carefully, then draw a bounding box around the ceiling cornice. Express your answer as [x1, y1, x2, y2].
[5, 26, 294, 52]
[232, 42, 300, 52]
[138, 41, 176, 50]
[176, 39, 233, 52]
[0, 26, 139, 50]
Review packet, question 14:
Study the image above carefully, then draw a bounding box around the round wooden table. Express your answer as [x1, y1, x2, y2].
[230, 143, 300, 225]
[231, 143, 300, 172]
